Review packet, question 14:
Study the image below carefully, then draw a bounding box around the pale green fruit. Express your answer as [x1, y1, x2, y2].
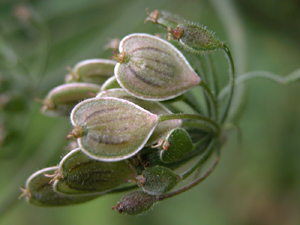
[70, 97, 159, 161]
[66, 59, 116, 85]
[114, 33, 200, 101]
[40, 83, 101, 117]
[97, 88, 181, 145]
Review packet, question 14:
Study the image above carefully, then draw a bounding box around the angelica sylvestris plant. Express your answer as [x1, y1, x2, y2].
[19, 9, 300, 216]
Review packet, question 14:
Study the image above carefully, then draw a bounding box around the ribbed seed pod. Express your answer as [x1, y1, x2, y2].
[65, 59, 116, 85]
[69, 97, 159, 161]
[53, 148, 137, 195]
[40, 83, 101, 117]
[20, 167, 100, 206]
[114, 33, 200, 101]
[97, 88, 181, 145]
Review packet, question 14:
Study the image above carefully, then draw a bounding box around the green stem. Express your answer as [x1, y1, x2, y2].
[179, 139, 215, 179]
[183, 94, 204, 114]
[206, 54, 219, 96]
[159, 113, 220, 135]
[219, 70, 300, 101]
[219, 44, 235, 124]
[156, 152, 219, 202]
[199, 81, 218, 120]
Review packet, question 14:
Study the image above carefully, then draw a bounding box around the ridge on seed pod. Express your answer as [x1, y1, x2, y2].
[96, 88, 182, 145]
[65, 59, 116, 85]
[39, 83, 101, 117]
[69, 97, 159, 161]
[113, 33, 200, 101]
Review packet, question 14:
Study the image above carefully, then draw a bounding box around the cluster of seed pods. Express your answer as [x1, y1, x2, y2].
[20, 9, 234, 215]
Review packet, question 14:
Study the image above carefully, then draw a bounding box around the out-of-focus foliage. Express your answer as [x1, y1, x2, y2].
[0, 0, 299, 225]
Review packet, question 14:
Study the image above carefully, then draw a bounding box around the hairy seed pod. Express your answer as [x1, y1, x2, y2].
[65, 59, 116, 85]
[53, 148, 137, 195]
[136, 166, 179, 195]
[69, 97, 158, 161]
[97, 88, 181, 145]
[159, 128, 194, 163]
[169, 22, 223, 54]
[19, 167, 100, 206]
[40, 83, 101, 117]
[114, 33, 200, 101]
[112, 191, 156, 215]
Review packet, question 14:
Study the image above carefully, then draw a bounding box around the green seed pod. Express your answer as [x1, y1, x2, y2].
[114, 33, 200, 101]
[100, 76, 121, 91]
[69, 97, 159, 161]
[97, 88, 181, 145]
[169, 22, 223, 54]
[145, 9, 184, 29]
[65, 59, 116, 85]
[19, 167, 100, 207]
[112, 191, 156, 215]
[136, 166, 179, 195]
[159, 128, 194, 163]
[53, 148, 137, 195]
[40, 83, 101, 117]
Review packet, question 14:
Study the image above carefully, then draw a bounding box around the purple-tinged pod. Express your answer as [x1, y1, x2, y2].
[19, 167, 100, 207]
[168, 22, 223, 54]
[69, 97, 159, 161]
[40, 83, 101, 117]
[52, 148, 137, 195]
[135, 166, 179, 195]
[65, 59, 116, 85]
[112, 191, 156, 215]
[114, 33, 200, 101]
[97, 88, 181, 145]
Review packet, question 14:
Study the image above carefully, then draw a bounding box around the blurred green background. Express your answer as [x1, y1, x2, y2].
[0, 0, 300, 224]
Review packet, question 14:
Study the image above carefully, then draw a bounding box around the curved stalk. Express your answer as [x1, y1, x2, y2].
[219, 70, 300, 101]
[199, 81, 218, 120]
[159, 113, 220, 135]
[155, 151, 220, 202]
[179, 139, 215, 179]
[219, 44, 235, 124]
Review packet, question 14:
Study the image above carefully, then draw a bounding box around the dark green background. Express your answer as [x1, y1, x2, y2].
[0, 0, 300, 224]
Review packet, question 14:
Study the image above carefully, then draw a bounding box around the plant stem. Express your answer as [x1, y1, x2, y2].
[199, 81, 218, 120]
[206, 54, 219, 96]
[159, 113, 220, 135]
[219, 70, 300, 101]
[179, 139, 215, 179]
[155, 152, 219, 202]
[219, 44, 235, 124]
